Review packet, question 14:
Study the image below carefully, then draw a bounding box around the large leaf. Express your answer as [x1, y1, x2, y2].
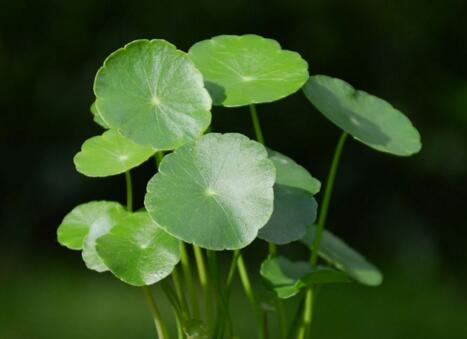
[145, 133, 275, 250]
[94, 39, 212, 150]
[57, 201, 125, 250]
[96, 211, 181, 286]
[303, 75, 421, 156]
[302, 225, 383, 286]
[258, 149, 320, 244]
[260, 256, 349, 299]
[74, 130, 155, 177]
[188, 34, 309, 106]
[90, 101, 108, 128]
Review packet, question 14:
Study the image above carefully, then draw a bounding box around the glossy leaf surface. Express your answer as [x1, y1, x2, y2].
[96, 211, 180, 286]
[74, 130, 154, 177]
[57, 201, 125, 250]
[94, 39, 212, 150]
[303, 75, 421, 156]
[145, 133, 275, 250]
[189, 34, 309, 106]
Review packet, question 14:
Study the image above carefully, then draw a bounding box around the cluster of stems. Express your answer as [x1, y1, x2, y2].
[128, 104, 347, 339]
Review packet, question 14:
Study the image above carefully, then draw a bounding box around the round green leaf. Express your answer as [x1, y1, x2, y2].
[258, 185, 317, 244]
[94, 39, 212, 150]
[268, 149, 321, 195]
[145, 133, 275, 250]
[73, 129, 155, 177]
[303, 75, 422, 156]
[258, 149, 320, 244]
[90, 101, 109, 128]
[302, 225, 383, 286]
[57, 201, 125, 250]
[188, 34, 309, 106]
[96, 211, 181, 286]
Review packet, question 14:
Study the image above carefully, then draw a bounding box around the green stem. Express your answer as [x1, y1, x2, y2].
[275, 298, 287, 339]
[296, 288, 313, 339]
[237, 253, 267, 339]
[125, 171, 133, 212]
[180, 242, 199, 319]
[172, 266, 190, 319]
[125, 171, 169, 338]
[249, 104, 265, 144]
[310, 131, 348, 265]
[298, 132, 348, 338]
[248, 104, 278, 258]
[193, 245, 211, 324]
[142, 286, 170, 339]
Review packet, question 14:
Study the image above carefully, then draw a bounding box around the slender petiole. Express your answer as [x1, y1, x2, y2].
[193, 245, 211, 325]
[142, 286, 170, 339]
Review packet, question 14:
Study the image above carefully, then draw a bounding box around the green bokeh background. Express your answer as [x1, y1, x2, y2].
[1, 0, 466, 338]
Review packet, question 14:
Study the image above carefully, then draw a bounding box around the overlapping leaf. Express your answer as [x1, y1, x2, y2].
[189, 34, 309, 106]
[303, 75, 422, 156]
[260, 255, 349, 299]
[90, 101, 108, 128]
[94, 39, 212, 150]
[302, 225, 383, 286]
[145, 133, 275, 250]
[258, 150, 320, 244]
[74, 129, 154, 177]
[96, 211, 181, 286]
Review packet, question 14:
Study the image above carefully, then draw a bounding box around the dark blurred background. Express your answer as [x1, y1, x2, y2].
[1, 0, 466, 338]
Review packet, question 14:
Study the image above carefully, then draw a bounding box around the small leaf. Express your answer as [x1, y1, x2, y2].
[145, 133, 275, 250]
[94, 39, 212, 150]
[260, 255, 311, 299]
[57, 201, 125, 250]
[258, 185, 317, 244]
[260, 256, 349, 299]
[189, 34, 309, 106]
[73, 129, 155, 177]
[90, 101, 109, 128]
[303, 75, 422, 156]
[258, 149, 320, 244]
[96, 211, 181, 286]
[302, 225, 383, 286]
[268, 149, 321, 195]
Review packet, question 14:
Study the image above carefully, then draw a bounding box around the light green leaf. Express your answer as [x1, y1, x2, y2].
[145, 133, 275, 250]
[268, 149, 321, 195]
[57, 201, 125, 250]
[189, 34, 309, 106]
[302, 225, 383, 286]
[73, 129, 155, 177]
[90, 101, 109, 128]
[260, 256, 349, 299]
[81, 205, 127, 272]
[258, 185, 317, 244]
[258, 149, 320, 244]
[303, 75, 422, 156]
[96, 211, 181, 286]
[94, 39, 212, 150]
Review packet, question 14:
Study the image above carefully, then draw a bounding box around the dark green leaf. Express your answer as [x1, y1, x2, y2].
[303, 75, 421, 156]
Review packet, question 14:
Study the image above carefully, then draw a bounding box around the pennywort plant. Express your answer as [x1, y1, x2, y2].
[57, 34, 421, 338]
